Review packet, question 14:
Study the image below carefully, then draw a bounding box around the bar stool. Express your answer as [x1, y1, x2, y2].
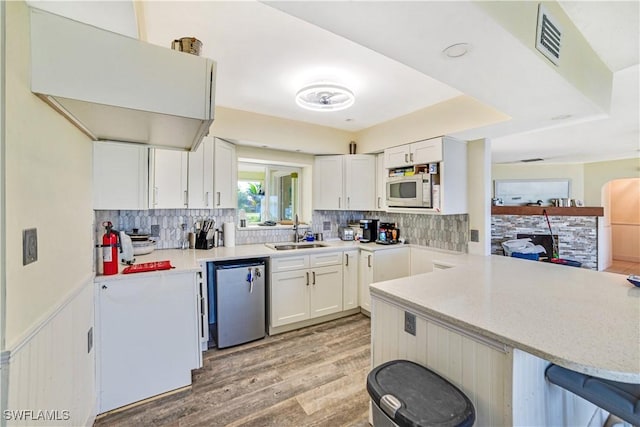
[367, 360, 475, 427]
[545, 364, 640, 426]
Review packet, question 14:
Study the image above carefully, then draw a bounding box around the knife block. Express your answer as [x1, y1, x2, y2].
[195, 229, 214, 249]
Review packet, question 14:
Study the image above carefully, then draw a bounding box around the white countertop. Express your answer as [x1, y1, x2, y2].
[94, 239, 406, 281]
[370, 254, 640, 383]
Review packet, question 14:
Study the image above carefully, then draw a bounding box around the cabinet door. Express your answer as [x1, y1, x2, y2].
[384, 145, 411, 169]
[343, 250, 359, 310]
[188, 137, 214, 208]
[313, 156, 344, 210]
[150, 149, 188, 209]
[97, 273, 199, 413]
[271, 270, 310, 327]
[309, 265, 343, 318]
[344, 155, 376, 210]
[359, 252, 374, 312]
[412, 138, 443, 164]
[375, 153, 386, 211]
[213, 138, 237, 209]
[374, 247, 411, 282]
[93, 142, 148, 210]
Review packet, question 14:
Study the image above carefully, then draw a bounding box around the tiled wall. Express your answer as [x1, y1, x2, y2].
[491, 215, 598, 269]
[95, 209, 469, 253]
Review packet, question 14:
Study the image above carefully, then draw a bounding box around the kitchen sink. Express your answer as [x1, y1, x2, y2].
[267, 243, 328, 251]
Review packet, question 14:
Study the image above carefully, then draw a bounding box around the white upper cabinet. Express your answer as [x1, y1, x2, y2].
[188, 137, 215, 209]
[313, 154, 376, 211]
[384, 136, 467, 214]
[213, 138, 237, 209]
[344, 155, 376, 210]
[93, 142, 148, 210]
[313, 156, 344, 210]
[385, 138, 443, 168]
[375, 153, 386, 211]
[149, 149, 189, 209]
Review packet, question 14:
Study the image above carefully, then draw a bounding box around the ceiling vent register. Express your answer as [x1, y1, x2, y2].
[536, 4, 562, 66]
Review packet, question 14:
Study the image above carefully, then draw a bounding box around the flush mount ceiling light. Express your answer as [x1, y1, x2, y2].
[295, 83, 355, 112]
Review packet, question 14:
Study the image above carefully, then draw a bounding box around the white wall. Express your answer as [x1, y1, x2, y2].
[467, 139, 491, 255]
[584, 158, 640, 206]
[211, 106, 354, 155]
[3, 2, 96, 424]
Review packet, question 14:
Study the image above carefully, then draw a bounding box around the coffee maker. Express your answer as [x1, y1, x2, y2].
[359, 219, 379, 243]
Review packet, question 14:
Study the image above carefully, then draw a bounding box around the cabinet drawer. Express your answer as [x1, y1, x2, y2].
[309, 251, 342, 268]
[271, 255, 310, 272]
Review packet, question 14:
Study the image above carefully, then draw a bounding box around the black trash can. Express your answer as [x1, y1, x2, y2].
[367, 360, 475, 427]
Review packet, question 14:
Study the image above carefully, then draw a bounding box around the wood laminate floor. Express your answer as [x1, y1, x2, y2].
[605, 259, 640, 276]
[95, 314, 372, 427]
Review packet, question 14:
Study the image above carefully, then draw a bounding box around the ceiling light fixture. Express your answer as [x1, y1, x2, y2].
[442, 43, 471, 58]
[295, 83, 355, 112]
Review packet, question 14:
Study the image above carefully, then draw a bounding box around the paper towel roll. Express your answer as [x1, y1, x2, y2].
[223, 222, 235, 247]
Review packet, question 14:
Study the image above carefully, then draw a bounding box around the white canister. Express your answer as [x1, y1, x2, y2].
[223, 222, 235, 247]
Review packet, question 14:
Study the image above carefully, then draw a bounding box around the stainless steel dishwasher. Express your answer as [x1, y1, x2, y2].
[208, 259, 267, 349]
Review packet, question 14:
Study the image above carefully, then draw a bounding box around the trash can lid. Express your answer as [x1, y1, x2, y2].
[367, 360, 475, 427]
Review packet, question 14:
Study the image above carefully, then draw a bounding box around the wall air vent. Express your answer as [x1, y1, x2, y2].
[535, 4, 562, 66]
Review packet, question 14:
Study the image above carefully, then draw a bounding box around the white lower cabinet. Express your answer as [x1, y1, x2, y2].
[270, 251, 345, 329]
[96, 272, 200, 413]
[343, 250, 359, 310]
[359, 247, 410, 312]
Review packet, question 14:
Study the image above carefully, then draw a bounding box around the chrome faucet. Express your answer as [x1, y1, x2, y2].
[293, 214, 304, 243]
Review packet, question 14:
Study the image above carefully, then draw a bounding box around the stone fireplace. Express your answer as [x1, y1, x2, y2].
[491, 206, 603, 270]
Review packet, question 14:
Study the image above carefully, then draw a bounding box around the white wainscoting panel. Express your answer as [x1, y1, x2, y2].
[371, 297, 512, 426]
[5, 279, 95, 427]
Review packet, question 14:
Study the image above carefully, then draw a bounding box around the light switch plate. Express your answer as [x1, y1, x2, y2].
[23, 228, 38, 266]
[151, 224, 160, 237]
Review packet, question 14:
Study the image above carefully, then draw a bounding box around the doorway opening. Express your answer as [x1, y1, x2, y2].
[602, 178, 640, 275]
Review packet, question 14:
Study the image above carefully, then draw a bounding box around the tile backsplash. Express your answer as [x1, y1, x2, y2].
[95, 209, 469, 253]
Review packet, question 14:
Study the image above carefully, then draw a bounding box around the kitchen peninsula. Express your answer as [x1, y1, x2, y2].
[370, 255, 640, 426]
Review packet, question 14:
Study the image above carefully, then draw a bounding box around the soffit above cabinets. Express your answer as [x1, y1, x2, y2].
[29, 8, 216, 151]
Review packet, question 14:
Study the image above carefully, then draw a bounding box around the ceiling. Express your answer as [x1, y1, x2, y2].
[34, 1, 640, 165]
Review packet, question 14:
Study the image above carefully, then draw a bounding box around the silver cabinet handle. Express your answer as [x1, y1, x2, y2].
[345, 253, 349, 266]
[338, 197, 341, 209]
[405, 153, 408, 163]
[368, 254, 372, 268]
[306, 271, 309, 286]
[312, 271, 316, 285]
[184, 190, 188, 207]
[216, 191, 221, 206]
[205, 191, 209, 207]
[377, 197, 381, 209]
[153, 187, 158, 206]
[410, 152, 414, 163]
[347, 197, 350, 208]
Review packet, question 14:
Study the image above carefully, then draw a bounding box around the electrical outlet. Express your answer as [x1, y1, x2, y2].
[470, 229, 479, 242]
[404, 311, 416, 336]
[151, 224, 160, 237]
[323, 221, 331, 231]
[22, 228, 38, 266]
[87, 327, 93, 353]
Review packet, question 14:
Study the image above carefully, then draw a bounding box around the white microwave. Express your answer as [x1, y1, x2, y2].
[386, 174, 432, 208]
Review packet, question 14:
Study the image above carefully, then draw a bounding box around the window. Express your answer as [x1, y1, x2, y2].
[237, 162, 301, 224]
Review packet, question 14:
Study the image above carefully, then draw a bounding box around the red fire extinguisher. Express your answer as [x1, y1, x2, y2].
[102, 221, 119, 275]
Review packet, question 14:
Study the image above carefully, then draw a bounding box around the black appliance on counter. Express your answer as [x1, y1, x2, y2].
[376, 222, 400, 245]
[360, 219, 379, 243]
